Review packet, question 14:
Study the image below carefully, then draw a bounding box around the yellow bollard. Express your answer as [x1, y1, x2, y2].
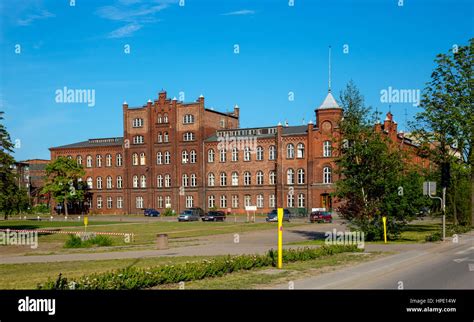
[277, 208, 283, 269]
[382, 216, 387, 244]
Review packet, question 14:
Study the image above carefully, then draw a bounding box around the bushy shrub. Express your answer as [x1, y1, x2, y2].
[425, 232, 442, 242]
[161, 208, 175, 217]
[31, 204, 50, 214]
[38, 245, 361, 290]
[64, 234, 113, 248]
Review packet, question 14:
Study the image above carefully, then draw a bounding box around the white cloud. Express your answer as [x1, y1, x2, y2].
[17, 9, 55, 26]
[222, 10, 255, 16]
[107, 23, 143, 39]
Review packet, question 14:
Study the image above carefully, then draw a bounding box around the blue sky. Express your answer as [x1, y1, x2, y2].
[1, 0, 472, 161]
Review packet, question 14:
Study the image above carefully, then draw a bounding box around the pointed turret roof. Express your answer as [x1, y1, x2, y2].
[318, 91, 341, 109]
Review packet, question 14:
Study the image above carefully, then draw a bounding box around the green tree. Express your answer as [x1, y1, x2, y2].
[335, 82, 430, 240]
[42, 156, 86, 216]
[412, 39, 473, 226]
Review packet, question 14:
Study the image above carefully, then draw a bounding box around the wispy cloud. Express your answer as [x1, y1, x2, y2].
[97, 0, 175, 38]
[17, 9, 55, 26]
[222, 9, 255, 16]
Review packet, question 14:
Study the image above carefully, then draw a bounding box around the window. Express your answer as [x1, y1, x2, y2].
[97, 177, 103, 189]
[107, 197, 113, 209]
[165, 174, 171, 187]
[232, 195, 239, 208]
[183, 114, 195, 124]
[287, 193, 295, 208]
[140, 153, 146, 165]
[163, 113, 168, 123]
[269, 194, 276, 208]
[208, 149, 215, 163]
[323, 141, 332, 157]
[86, 177, 93, 189]
[186, 196, 194, 208]
[244, 171, 251, 185]
[183, 132, 195, 141]
[269, 146, 276, 160]
[190, 174, 197, 187]
[323, 167, 332, 184]
[219, 149, 226, 162]
[157, 175, 163, 188]
[269, 171, 276, 185]
[157, 114, 162, 123]
[132, 153, 138, 166]
[232, 147, 238, 162]
[182, 174, 189, 187]
[133, 175, 138, 188]
[116, 153, 123, 167]
[287, 169, 295, 185]
[190, 150, 197, 163]
[208, 195, 215, 208]
[298, 194, 305, 208]
[182, 150, 189, 164]
[96, 155, 102, 167]
[256, 171, 264, 185]
[257, 194, 264, 208]
[220, 172, 227, 186]
[244, 195, 251, 207]
[231, 172, 238, 186]
[297, 143, 305, 158]
[97, 196, 103, 209]
[244, 147, 251, 161]
[220, 195, 227, 208]
[157, 152, 163, 165]
[117, 176, 123, 189]
[133, 136, 144, 144]
[158, 132, 163, 143]
[158, 196, 163, 208]
[164, 132, 169, 142]
[76, 155, 82, 166]
[132, 118, 143, 127]
[117, 197, 123, 209]
[287, 144, 294, 158]
[140, 175, 146, 188]
[220, 119, 225, 128]
[165, 196, 171, 208]
[86, 155, 92, 168]
[136, 196, 143, 209]
[106, 176, 112, 189]
[106, 154, 112, 167]
[164, 151, 170, 164]
[256, 146, 264, 161]
[208, 173, 215, 186]
[297, 169, 305, 184]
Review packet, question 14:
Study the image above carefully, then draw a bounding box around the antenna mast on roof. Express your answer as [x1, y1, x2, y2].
[328, 46, 332, 93]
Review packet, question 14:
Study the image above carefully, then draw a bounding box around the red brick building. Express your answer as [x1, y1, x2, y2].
[50, 89, 420, 215]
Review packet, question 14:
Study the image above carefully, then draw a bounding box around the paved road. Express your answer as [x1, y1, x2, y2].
[271, 231, 474, 289]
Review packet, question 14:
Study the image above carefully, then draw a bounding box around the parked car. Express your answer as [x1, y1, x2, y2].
[266, 209, 291, 222]
[310, 211, 332, 223]
[202, 211, 226, 222]
[178, 208, 204, 222]
[144, 208, 160, 217]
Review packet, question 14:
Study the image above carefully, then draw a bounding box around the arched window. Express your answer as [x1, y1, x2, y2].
[158, 132, 163, 143]
[323, 167, 332, 184]
[106, 154, 112, 167]
[86, 155, 92, 168]
[157, 175, 163, 188]
[256, 146, 264, 161]
[244, 171, 251, 185]
[182, 150, 189, 164]
[269, 171, 276, 185]
[220, 172, 227, 186]
[164, 151, 170, 164]
[157, 152, 163, 165]
[116, 153, 123, 166]
[257, 194, 264, 208]
[106, 176, 112, 189]
[165, 174, 171, 187]
[96, 155, 102, 167]
[86, 177, 93, 189]
[287, 193, 295, 208]
[244, 146, 251, 161]
[190, 150, 197, 163]
[140, 175, 146, 188]
[208, 149, 215, 163]
[287, 169, 295, 185]
[96, 177, 103, 189]
[269, 145, 276, 160]
[220, 195, 227, 208]
[208, 173, 215, 187]
[298, 194, 305, 208]
[164, 132, 169, 142]
[182, 174, 189, 187]
[269, 194, 276, 208]
[208, 195, 215, 208]
[190, 174, 197, 187]
[157, 114, 162, 123]
[232, 147, 238, 162]
[76, 155, 82, 166]
[132, 175, 138, 188]
[219, 149, 226, 162]
[163, 113, 168, 123]
[256, 171, 264, 185]
[140, 152, 146, 165]
[297, 143, 305, 158]
[287, 144, 294, 158]
[231, 172, 238, 186]
[323, 141, 332, 157]
[116, 176, 123, 189]
[297, 168, 305, 184]
[132, 153, 138, 165]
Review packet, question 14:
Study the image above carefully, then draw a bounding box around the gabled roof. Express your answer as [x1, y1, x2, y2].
[318, 91, 341, 109]
[51, 137, 123, 150]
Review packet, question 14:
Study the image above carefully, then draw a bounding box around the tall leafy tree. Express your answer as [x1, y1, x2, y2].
[42, 156, 86, 216]
[412, 39, 473, 225]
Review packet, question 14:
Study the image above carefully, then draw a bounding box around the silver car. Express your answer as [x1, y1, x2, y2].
[178, 209, 200, 222]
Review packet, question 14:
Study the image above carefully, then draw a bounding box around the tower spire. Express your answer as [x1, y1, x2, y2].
[328, 45, 332, 92]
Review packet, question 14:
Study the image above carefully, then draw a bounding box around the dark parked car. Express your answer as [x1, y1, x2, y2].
[310, 211, 332, 223]
[266, 209, 291, 222]
[178, 208, 205, 222]
[144, 208, 160, 217]
[202, 211, 226, 222]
